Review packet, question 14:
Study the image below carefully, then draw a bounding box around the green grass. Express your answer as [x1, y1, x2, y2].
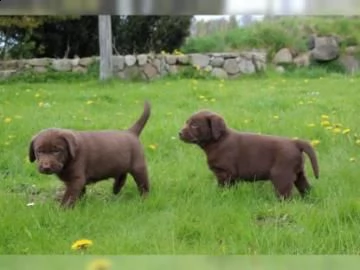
[1, 72, 360, 255]
[182, 16, 360, 59]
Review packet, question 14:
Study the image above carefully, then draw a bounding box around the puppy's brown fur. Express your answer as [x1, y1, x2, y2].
[179, 110, 319, 200]
[29, 101, 151, 208]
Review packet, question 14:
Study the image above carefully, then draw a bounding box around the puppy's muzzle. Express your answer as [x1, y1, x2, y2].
[38, 161, 58, 175]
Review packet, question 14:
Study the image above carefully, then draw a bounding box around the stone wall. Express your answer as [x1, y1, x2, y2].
[0, 51, 267, 80]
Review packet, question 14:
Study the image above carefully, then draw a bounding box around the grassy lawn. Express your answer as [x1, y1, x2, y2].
[1, 73, 360, 255]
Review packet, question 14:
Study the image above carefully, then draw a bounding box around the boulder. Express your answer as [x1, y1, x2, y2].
[273, 48, 293, 64]
[311, 36, 340, 61]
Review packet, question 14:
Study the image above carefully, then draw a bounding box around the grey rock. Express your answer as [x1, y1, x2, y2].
[311, 36, 340, 61]
[165, 55, 177, 65]
[223, 59, 240, 75]
[79, 57, 94, 67]
[125, 55, 136, 66]
[33, 66, 48, 73]
[211, 68, 228, 79]
[177, 55, 189, 64]
[27, 58, 50, 67]
[275, 65, 285, 73]
[210, 57, 225, 67]
[72, 66, 87, 73]
[51, 59, 72, 71]
[273, 48, 293, 64]
[0, 69, 17, 79]
[190, 54, 210, 68]
[338, 55, 360, 74]
[238, 58, 256, 74]
[112, 55, 125, 71]
[143, 63, 159, 80]
[137, 54, 148, 66]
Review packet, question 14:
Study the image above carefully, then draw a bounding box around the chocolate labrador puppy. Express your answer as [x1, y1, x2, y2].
[29, 101, 151, 208]
[179, 110, 319, 200]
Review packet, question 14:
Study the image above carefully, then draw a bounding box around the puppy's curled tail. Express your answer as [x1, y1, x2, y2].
[294, 139, 319, 179]
[128, 101, 151, 137]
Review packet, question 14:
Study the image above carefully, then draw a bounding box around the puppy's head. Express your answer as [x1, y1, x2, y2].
[179, 110, 227, 145]
[29, 128, 79, 175]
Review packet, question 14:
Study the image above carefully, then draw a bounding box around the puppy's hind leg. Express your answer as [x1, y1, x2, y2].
[270, 169, 296, 201]
[113, 173, 128, 195]
[294, 171, 311, 197]
[130, 165, 150, 197]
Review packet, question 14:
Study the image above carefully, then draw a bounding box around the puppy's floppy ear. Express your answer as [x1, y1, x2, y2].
[208, 114, 226, 140]
[60, 131, 79, 159]
[28, 136, 37, 163]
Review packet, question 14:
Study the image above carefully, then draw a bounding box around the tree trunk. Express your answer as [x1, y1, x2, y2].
[98, 15, 113, 80]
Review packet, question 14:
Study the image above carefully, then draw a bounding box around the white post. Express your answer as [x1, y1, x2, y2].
[98, 15, 113, 80]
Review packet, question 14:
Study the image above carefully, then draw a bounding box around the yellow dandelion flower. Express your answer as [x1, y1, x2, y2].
[310, 140, 320, 147]
[148, 144, 157, 150]
[273, 115, 279, 119]
[210, 98, 216, 102]
[8, 135, 15, 139]
[342, 128, 351, 135]
[4, 117, 12, 123]
[86, 100, 94, 105]
[34, 93, 40, 98]
[38, 102, 44, 107]
[350, 157, 356, 162]
[307, 123, 315, 127]
[320, 120, 330, 126]
[333, 127, 342, 134]
[4, 141, 10, 146]
[304, 79, 309, 83]
[71, 239, 93, 250]
[356, 139, 360, 145]
[199, 95, 205, 99]
[244, 119, 249, 124]
[321, 114, 329, 119]
[87, 259, 112, 270]
[298, 101, 304, 105]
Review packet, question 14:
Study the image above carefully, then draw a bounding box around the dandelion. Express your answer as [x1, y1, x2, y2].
[273, 115, 279, 119]
[321, 114, 329, 120]
[38, 101, 44, 107]
[307, 123, 315, 127]
[198, 95, 205, 99]
[4, 141, 10, 146]
[350, 157, 356, 162]
[71, 239, 93, 250]
[298, 101, 304, 105]
[4, 117, 12, 123]
[304, 79, 309, 83]
[320, 120, 330, 127]
[86, 100, 94, 105]
[8, 135, 15, 139]
[87, 259, 112, 270]
[244, 119, 249, 124]
[34, 93, 40, 98]
[333, 127, 342, 134]
[310, 140, 320, 147]
[210, 98, 216, 102]
[148, 144, 157, 150]
[342, 128, 351, 135]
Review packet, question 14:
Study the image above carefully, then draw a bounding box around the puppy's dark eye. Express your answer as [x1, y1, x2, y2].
[53, 150, 61, 154]
[190, 123, 199, 128]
